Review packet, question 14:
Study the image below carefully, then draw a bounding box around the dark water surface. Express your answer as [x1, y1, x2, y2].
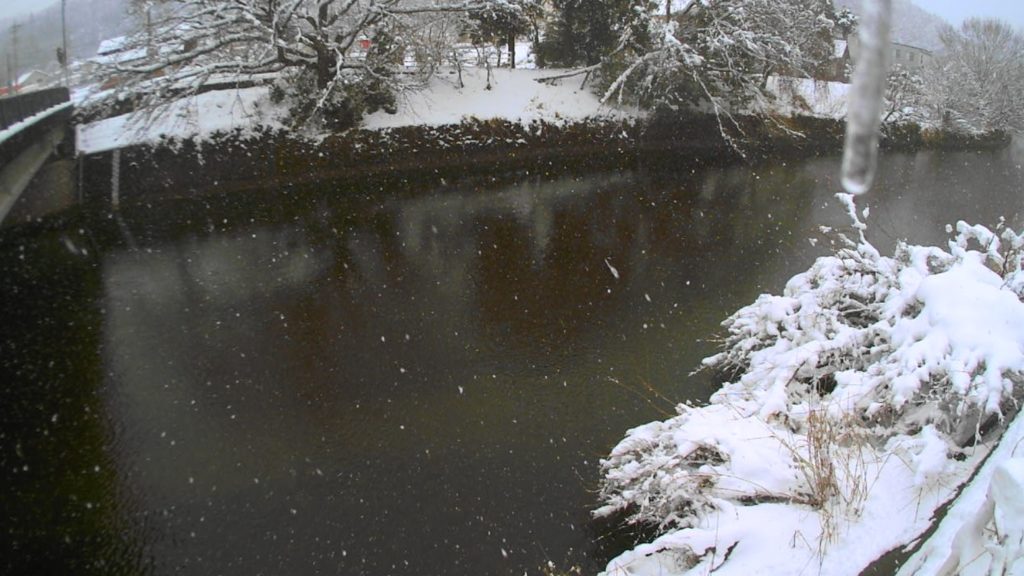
[2, 147, 1021, 576]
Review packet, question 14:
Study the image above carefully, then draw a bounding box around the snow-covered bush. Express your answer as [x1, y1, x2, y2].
[270, 68, 398, 131]
[595, 206, 1024, 575]
[702, 212, 1024, 444]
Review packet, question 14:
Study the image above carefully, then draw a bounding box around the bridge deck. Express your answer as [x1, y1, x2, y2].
[1, 88, 71, 131]
[0, 88, 74, 224]
[0, 101, 74, 147]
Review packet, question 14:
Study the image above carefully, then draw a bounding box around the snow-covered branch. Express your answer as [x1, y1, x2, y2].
[87, 0, 532, 128]
[595, 0, 838, 147]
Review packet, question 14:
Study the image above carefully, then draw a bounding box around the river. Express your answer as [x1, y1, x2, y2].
[1, 146, 1021, 575]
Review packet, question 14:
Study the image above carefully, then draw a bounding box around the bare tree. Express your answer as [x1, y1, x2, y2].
[925, 18, 1024, 132]
[604, 0, 837, 117]
[90, 0, 518, 127]
[883, 64, 924, 123]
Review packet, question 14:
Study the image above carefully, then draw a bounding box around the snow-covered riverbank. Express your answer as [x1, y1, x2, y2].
[596, 206, 1024, 576]
[76, 68, 636, 155]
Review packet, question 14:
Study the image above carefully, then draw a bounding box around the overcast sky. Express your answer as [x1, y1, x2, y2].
[915, 0, 1024, 29]
[1, 0, 1023, 30]
[2, 0, 61, 22]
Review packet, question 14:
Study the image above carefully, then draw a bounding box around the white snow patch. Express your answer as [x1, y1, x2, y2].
[363, 68, 636, 130]
[77, 67, 636, 155]
[898, 411, 1024, 576]
[76, 86, 288, 155]
[768, 77, 851, 119]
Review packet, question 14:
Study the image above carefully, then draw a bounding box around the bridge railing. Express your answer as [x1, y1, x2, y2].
[0, 88, 71, 132]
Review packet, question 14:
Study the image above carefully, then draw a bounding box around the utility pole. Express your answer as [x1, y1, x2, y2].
[10, 23, 20, 92]
[61, 0, 70, 87]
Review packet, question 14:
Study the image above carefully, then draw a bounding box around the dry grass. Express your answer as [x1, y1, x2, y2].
[780, 409, 876, 553]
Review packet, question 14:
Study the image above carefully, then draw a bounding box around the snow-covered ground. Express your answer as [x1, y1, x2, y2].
[363, 67, 636, 130]
[76, 66, 635, 155]
[76, 86, 288, 155]
[596, 206, 1024, 576]
[75, 72, 854, 158]
[898, 412, 1024, 576]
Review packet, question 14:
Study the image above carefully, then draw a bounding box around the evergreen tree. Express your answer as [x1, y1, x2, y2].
[466, 0, 543, 69]
[538, 0, 653, 67]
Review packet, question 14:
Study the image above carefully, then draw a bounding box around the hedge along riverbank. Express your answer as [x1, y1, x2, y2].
[77, 112, 1012, 207]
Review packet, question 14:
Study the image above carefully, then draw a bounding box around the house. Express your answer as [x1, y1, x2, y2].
[848, 37, 932, 72]
[96, 36, 129, 57]
[819, 38, 851, 82]
[890, 42, 932, 71]
[816, 38, 932, 83]
[1, 69, 56, 95]
[14, 69, 55, 93]
[88, 35, 156, 89]
[90, 35, 149, 68]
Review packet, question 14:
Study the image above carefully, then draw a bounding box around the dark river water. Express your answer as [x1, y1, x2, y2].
[1, 146, 1022, 576]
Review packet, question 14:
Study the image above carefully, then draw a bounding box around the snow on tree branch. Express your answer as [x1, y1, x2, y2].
[597, 0, 839, 148]
[87, 0, 535, 128]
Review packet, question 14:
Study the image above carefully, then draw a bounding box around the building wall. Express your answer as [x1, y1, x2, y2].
[847, 36, 932, 72]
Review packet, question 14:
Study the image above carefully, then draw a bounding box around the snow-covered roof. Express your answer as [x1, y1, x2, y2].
[892, 41, 932, 54]
[92, 33, 192, 67]
[97, 36, 128, 56]
[17, 69, 51, 85]
[90, 47, 148, 66]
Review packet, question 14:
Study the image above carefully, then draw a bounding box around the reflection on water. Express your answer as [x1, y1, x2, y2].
[1, 148, 1021, 575]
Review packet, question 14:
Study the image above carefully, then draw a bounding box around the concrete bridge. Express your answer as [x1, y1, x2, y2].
[0, 88, 75, 225]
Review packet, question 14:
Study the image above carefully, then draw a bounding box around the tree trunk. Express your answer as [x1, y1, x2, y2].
[507, 30, 516, 69]
[317, 49, 335, 89]
[316, 2, 332, 89]
[453, 49, 464, 88]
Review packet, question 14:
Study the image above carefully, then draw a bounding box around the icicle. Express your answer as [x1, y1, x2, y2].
[841, 0, 893, 195]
